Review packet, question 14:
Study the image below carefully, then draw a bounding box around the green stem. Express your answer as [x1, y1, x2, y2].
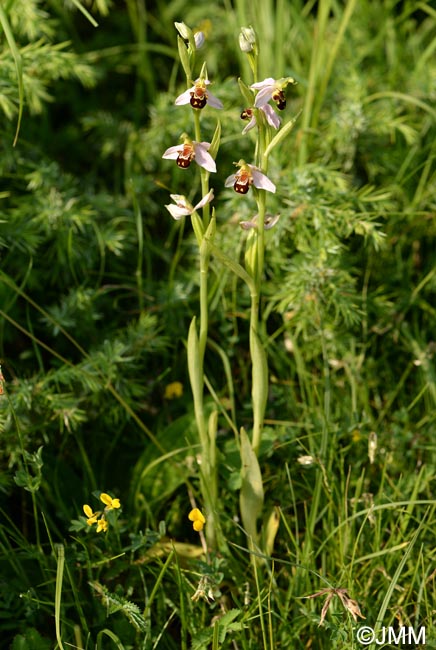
[250, 188, 267, 455]
[193, 109, 210, 229]
[198, 218, 220, 549]
[189, 108, 217, 548]
[198, 256, 209, 365]
[55, 544, 66, 650]
[256, 189, 266, 288]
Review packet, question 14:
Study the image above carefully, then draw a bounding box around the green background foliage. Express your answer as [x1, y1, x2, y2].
[0, 0, 435, 648]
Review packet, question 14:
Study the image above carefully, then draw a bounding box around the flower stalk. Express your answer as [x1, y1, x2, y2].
[233, 30, 298, 552]
[165, 38, 222, 550]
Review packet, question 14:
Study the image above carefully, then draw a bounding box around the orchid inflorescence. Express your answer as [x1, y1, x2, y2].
[162, 21, 297, 224]
[162, 72, 291, 202]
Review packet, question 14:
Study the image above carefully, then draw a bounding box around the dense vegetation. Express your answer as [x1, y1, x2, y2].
[0, 1, 435, 648]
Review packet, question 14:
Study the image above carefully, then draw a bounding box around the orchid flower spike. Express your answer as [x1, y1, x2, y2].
[225, 160, 276, 194]
[165, 189, 214, 220]
[250, 77, 296, 110]
[162, 135, 216, 172]
[175, 77, 223, 110]
[240, 105, 281, 134]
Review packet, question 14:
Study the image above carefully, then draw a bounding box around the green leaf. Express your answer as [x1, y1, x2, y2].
[239, 428, 264, 542]
[262, 507, 280, 557]
[238, 77, 255, 106]
[250, 328, 268, 440]
[200, 208, 216, 259]
[177, 35, 191, 80]
[96, 629, 124, 650]
[187, 317, 202, 408]
[70, 0, 98, 27]
[14, 447, 44, 493]
[190, 211, 205, 246]
[209, 119, 221, 159]
[218, 609, 244, 642]
[90, 582, 148, 632]
[11, 629, 51, 650]
[209, 243, 255, 293]
[263, 109, 302, 161]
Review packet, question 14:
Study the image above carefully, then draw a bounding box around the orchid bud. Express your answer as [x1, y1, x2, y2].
[239, 26, 257, 52]
[194, 31, 205, 49]
[174, 21, 192, 40]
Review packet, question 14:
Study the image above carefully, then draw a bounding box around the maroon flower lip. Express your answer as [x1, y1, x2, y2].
[225, 161, 276, 194]
[175, 78, 223, 110]
[162, 138, 217, 173]
[250, 76, 296, 110]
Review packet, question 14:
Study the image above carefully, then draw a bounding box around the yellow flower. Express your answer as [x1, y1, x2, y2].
[188, 508, 206, 532]
[164, 381, 184, 399]
[96, 517, 108, 533]
[351, 428, 361, 443]
[100, 493, 121, 510]
[83, 504, 99, 526]
[82, 492, 121, 533]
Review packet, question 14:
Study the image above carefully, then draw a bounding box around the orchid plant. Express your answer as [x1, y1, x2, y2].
[162, 22, 299, 555]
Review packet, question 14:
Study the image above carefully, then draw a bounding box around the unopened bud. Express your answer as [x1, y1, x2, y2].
[239, 26, 256, 52]
[194, 31, 205, 49]
[368, 431, 377, 464]
[174, 22, 191, 40]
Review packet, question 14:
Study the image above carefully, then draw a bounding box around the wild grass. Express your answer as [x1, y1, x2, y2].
[0, 0, 435, 648]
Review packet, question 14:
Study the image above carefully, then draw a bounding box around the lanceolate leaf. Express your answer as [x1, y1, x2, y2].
[239, 428, 264, 543]
[208, 119, 221, 159]
[187, 317, 202, 408]
[238, 77, 255, 106]
[263, 109, 302, 161]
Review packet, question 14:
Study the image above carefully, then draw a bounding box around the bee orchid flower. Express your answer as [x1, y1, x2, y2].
[165, 189, 214, 220]
[241, 105, 281, 134]
[225, 160, 276, 194]
[250, 76, 296, 110]
[162, 136, 216, 172]
[175, 78, 223, 110]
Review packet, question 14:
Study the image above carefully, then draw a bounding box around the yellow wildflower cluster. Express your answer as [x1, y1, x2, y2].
[83, 492, 121, 533]
[188, 507, 206, 532]
[164, 381, 183, 399]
